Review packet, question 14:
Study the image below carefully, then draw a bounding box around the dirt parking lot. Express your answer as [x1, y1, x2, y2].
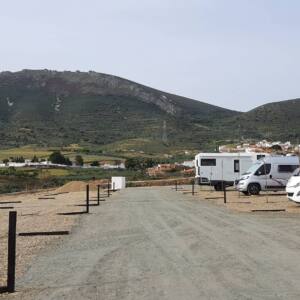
[0, 183, 110, 289]
[1, 185, 300, 299]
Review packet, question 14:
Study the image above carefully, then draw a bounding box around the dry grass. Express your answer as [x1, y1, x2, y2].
[0, 146, 51, 161]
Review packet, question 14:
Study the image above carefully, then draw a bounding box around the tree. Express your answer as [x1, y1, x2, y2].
[90, 161, 99, 167]
[31, 155, 39, 163]
[49, 151, 72, 166]
[125, 157, 158, 170]
[125, 158, 140, 170]
[49, 151, 65, 164]
[75, 155, 84, 166]
[115, 160, 122, 166]
[144, 158, 156, 168]
[11, 156, 25, 163]
[3, 158, 9, 165]
[64, 157, 72, 166]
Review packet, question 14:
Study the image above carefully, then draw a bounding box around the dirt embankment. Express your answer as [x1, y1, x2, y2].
[55, 179, 110, 193]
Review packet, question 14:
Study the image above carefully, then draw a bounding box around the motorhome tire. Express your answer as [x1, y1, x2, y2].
[214, 183, 223, 191]
[247, 183, 260, 195]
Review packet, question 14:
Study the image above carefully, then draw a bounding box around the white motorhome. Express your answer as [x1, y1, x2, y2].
[195, 152, 267, 191]
[236, 155, 299, 195]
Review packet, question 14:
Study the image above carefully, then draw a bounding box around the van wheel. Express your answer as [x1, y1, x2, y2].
[247, 183, 260, 195]
[214, 183, 223, 191]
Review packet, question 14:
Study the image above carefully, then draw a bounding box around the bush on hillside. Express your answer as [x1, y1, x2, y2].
[49, 151, 72, 166]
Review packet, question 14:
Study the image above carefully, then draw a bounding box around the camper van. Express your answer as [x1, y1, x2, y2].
[195, 152, 267, 191]
[285, 170, 300, 203]
[236, 156, 299, 195]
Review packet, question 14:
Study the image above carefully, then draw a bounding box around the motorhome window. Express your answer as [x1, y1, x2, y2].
[201, 159, 216, 166]
[257, 155, 265, 160]
[294, 169, 300, 176]
[278, 165, 299, 173]
[255, 163, 271, 175]
[234, 160, 240, 172]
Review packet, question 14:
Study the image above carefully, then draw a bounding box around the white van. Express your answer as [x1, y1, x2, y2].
[195, 152, 268, 191]
[286, 170, 300, 203]
[236, 156, 299, 195]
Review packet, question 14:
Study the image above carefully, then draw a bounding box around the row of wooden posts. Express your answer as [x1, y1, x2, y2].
[85, 183, 111, 213]
[174, 180, 227, 204]
[2, 182, 115, 294]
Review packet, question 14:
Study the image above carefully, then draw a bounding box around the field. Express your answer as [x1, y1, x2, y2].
[0, 146, 52, 161]
[0, 145, 125, 163]
[100, 138, 197, 160]
[0, 166, 147, 195]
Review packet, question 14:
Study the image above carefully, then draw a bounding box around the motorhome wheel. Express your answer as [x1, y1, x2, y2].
[214, 182, 223, 191]
[247, 183, 260, 195]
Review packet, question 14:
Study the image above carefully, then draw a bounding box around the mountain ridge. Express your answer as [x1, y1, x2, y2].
[0, 69, 299, 151]
[0, 69, 239, 116]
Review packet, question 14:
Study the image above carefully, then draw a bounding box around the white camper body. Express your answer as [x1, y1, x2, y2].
[236, 155, 299, 195]
[195, 152, 267, 191]
[286, 171, 300, 203]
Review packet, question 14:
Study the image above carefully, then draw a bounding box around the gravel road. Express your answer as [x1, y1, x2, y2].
[9, 187, 300, 299]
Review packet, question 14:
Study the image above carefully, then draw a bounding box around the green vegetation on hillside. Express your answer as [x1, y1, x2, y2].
[0, 69, 239, 151]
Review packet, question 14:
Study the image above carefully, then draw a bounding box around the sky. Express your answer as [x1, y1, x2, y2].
[0, 0, 299, 111]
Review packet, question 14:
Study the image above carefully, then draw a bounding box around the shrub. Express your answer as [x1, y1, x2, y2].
[75, 155, 84, 166]
[49, 151, 72, 166]
[90, 161, 99, 167]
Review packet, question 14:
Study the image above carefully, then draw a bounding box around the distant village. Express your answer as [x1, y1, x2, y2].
[219, 140, 299, 154]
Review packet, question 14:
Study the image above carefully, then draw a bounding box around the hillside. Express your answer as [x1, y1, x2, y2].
[0, 70, 239, 150]
[227, 98, 300, 141]
[1, 69, 300, 152]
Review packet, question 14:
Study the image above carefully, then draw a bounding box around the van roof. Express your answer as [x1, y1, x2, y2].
[258, 155, 299, 164]
[195, 153, 267, 158]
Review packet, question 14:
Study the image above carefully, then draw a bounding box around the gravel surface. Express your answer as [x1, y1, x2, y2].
[3, 186, 300, 299]
[0, 188, 105, 288]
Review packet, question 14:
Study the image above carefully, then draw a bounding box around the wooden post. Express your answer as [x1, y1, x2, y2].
[86, 185, 90, 213]
[175, 181, 177, 191]
[192, 181, 195, 196]
[223, 181, 227, 204]
[107, 181, 110, 197]
[7, 211, 17, 293]
[97, 185, 100, 206]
